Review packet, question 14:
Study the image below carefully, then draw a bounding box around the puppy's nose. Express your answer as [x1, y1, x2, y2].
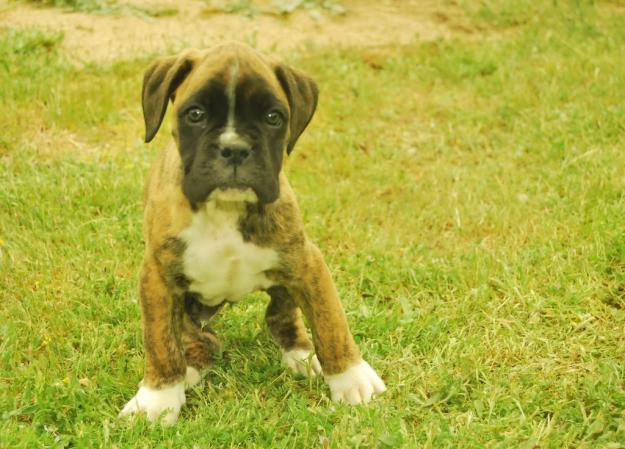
[219, 144, 250, 166]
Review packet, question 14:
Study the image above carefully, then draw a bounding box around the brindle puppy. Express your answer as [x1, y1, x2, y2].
[119, 43, 386, 425]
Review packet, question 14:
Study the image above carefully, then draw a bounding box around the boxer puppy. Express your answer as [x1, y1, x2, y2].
[119, 43, 386, 425]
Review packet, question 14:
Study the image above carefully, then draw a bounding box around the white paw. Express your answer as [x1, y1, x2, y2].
[185, 366, 203, 389]
[281, 348, 322, 377]
[118, 382, 185, 426]
[324, 360, 386, 405]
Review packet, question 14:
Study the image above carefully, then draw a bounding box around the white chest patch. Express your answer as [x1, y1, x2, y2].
[179, 199, 279, 306]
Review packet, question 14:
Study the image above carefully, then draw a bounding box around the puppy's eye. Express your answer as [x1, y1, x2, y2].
[265, 110, 283, 127]
[186, 107, 206, 123]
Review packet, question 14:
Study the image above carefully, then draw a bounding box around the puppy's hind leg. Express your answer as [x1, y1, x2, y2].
[182, 294, 222, 388]
[266, 286, 322, 377]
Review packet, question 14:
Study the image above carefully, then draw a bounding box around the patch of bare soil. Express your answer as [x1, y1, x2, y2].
[0, 0, 454, 62]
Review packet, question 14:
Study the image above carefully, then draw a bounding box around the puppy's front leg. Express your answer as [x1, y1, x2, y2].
[119, 254, 187, 426]
[287, 243, 386, 405]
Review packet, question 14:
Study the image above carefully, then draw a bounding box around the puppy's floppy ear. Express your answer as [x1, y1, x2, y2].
[142, 52, 195, 143]
[274, 63, 318, 154]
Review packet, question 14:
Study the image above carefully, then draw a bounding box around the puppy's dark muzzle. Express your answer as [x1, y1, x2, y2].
[219, 143, 251, 167]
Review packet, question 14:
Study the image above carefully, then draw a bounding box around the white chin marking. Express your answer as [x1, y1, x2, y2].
[282, 348, 322, 377]
[209, 188, 258, 203]
[118, 382, 185, 426]
[324, 360, 387, 405]
[185, 366, 203, 389]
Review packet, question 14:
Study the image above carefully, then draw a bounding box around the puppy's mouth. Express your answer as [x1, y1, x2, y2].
[209, 165, 261, 203]
[182, 164, 277, 206]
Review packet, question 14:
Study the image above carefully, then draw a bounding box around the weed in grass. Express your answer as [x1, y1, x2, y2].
[18, 0, 119, 13]
[17, 0, 179, 17]
[203, 0, 346, 19]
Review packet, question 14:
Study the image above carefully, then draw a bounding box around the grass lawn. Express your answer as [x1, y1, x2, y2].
[1, 1, 625, 447]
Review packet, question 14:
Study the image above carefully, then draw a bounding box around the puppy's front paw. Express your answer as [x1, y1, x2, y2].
[281, 348, 322, 377]
[324, 360, 386, 405]
[119, 382, 185, 426]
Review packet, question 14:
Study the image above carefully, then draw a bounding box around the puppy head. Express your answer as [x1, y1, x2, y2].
[142, 44, 318, 205]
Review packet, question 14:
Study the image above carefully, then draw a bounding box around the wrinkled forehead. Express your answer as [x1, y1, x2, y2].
[174, 46, 288, 111]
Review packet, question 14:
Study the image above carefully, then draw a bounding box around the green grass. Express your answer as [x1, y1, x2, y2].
[2, 1, 625, 447]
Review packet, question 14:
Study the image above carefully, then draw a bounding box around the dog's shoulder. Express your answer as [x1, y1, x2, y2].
[143, 143, 193, 248]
